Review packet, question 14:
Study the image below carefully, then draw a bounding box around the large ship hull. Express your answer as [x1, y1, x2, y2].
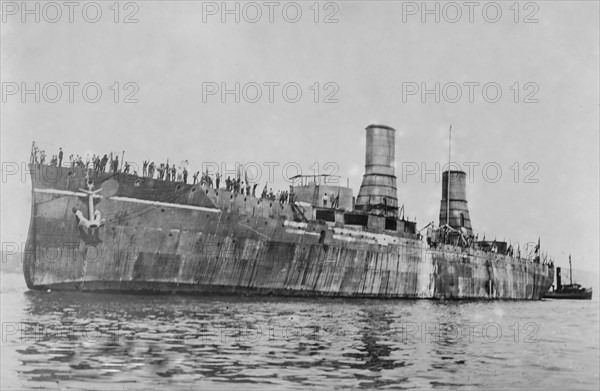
[24, 164, 554, 300]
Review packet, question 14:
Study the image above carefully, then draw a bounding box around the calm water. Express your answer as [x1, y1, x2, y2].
[1, 272, 598, 390]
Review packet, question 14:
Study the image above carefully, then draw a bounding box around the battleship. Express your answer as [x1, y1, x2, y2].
[23, 125, 554, 299]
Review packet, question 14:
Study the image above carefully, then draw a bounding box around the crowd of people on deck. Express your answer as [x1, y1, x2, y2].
[32, 144, 298, 203]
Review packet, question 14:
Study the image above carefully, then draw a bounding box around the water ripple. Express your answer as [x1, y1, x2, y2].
[1, 273, 598, 390]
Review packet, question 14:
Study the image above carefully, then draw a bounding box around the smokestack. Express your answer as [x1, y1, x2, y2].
[439, 170, 473, 235]
[355, 124, 398, 217]
[556, 267, 562, 290]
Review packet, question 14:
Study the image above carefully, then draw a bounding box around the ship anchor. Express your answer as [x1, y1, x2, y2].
[74, 180, 106, 230]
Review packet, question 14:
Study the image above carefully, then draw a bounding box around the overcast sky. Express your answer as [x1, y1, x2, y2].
[1, 1, 598, 275]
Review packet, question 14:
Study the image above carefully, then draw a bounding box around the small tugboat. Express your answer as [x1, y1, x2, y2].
[544, 255, 592, 300]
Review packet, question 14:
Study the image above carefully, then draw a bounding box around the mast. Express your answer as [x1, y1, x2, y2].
[447, 125, 452, 226]
[569, 254, 572, 285]
[30, 141, 36, 164]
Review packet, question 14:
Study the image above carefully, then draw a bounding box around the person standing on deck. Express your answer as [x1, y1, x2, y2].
[323, 193, 328, 207]
[32, 145, 39, 166]
[100, 154, 108, 172]
[58, 148, 63, 167]
[158, 164, 164, 180]
[261, 184, 267, 199]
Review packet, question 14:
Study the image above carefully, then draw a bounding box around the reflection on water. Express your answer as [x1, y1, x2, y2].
[1, 273, 598, 390]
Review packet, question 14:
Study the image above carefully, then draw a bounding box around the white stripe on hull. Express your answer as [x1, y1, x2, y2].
[33, 188, 221, 213]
